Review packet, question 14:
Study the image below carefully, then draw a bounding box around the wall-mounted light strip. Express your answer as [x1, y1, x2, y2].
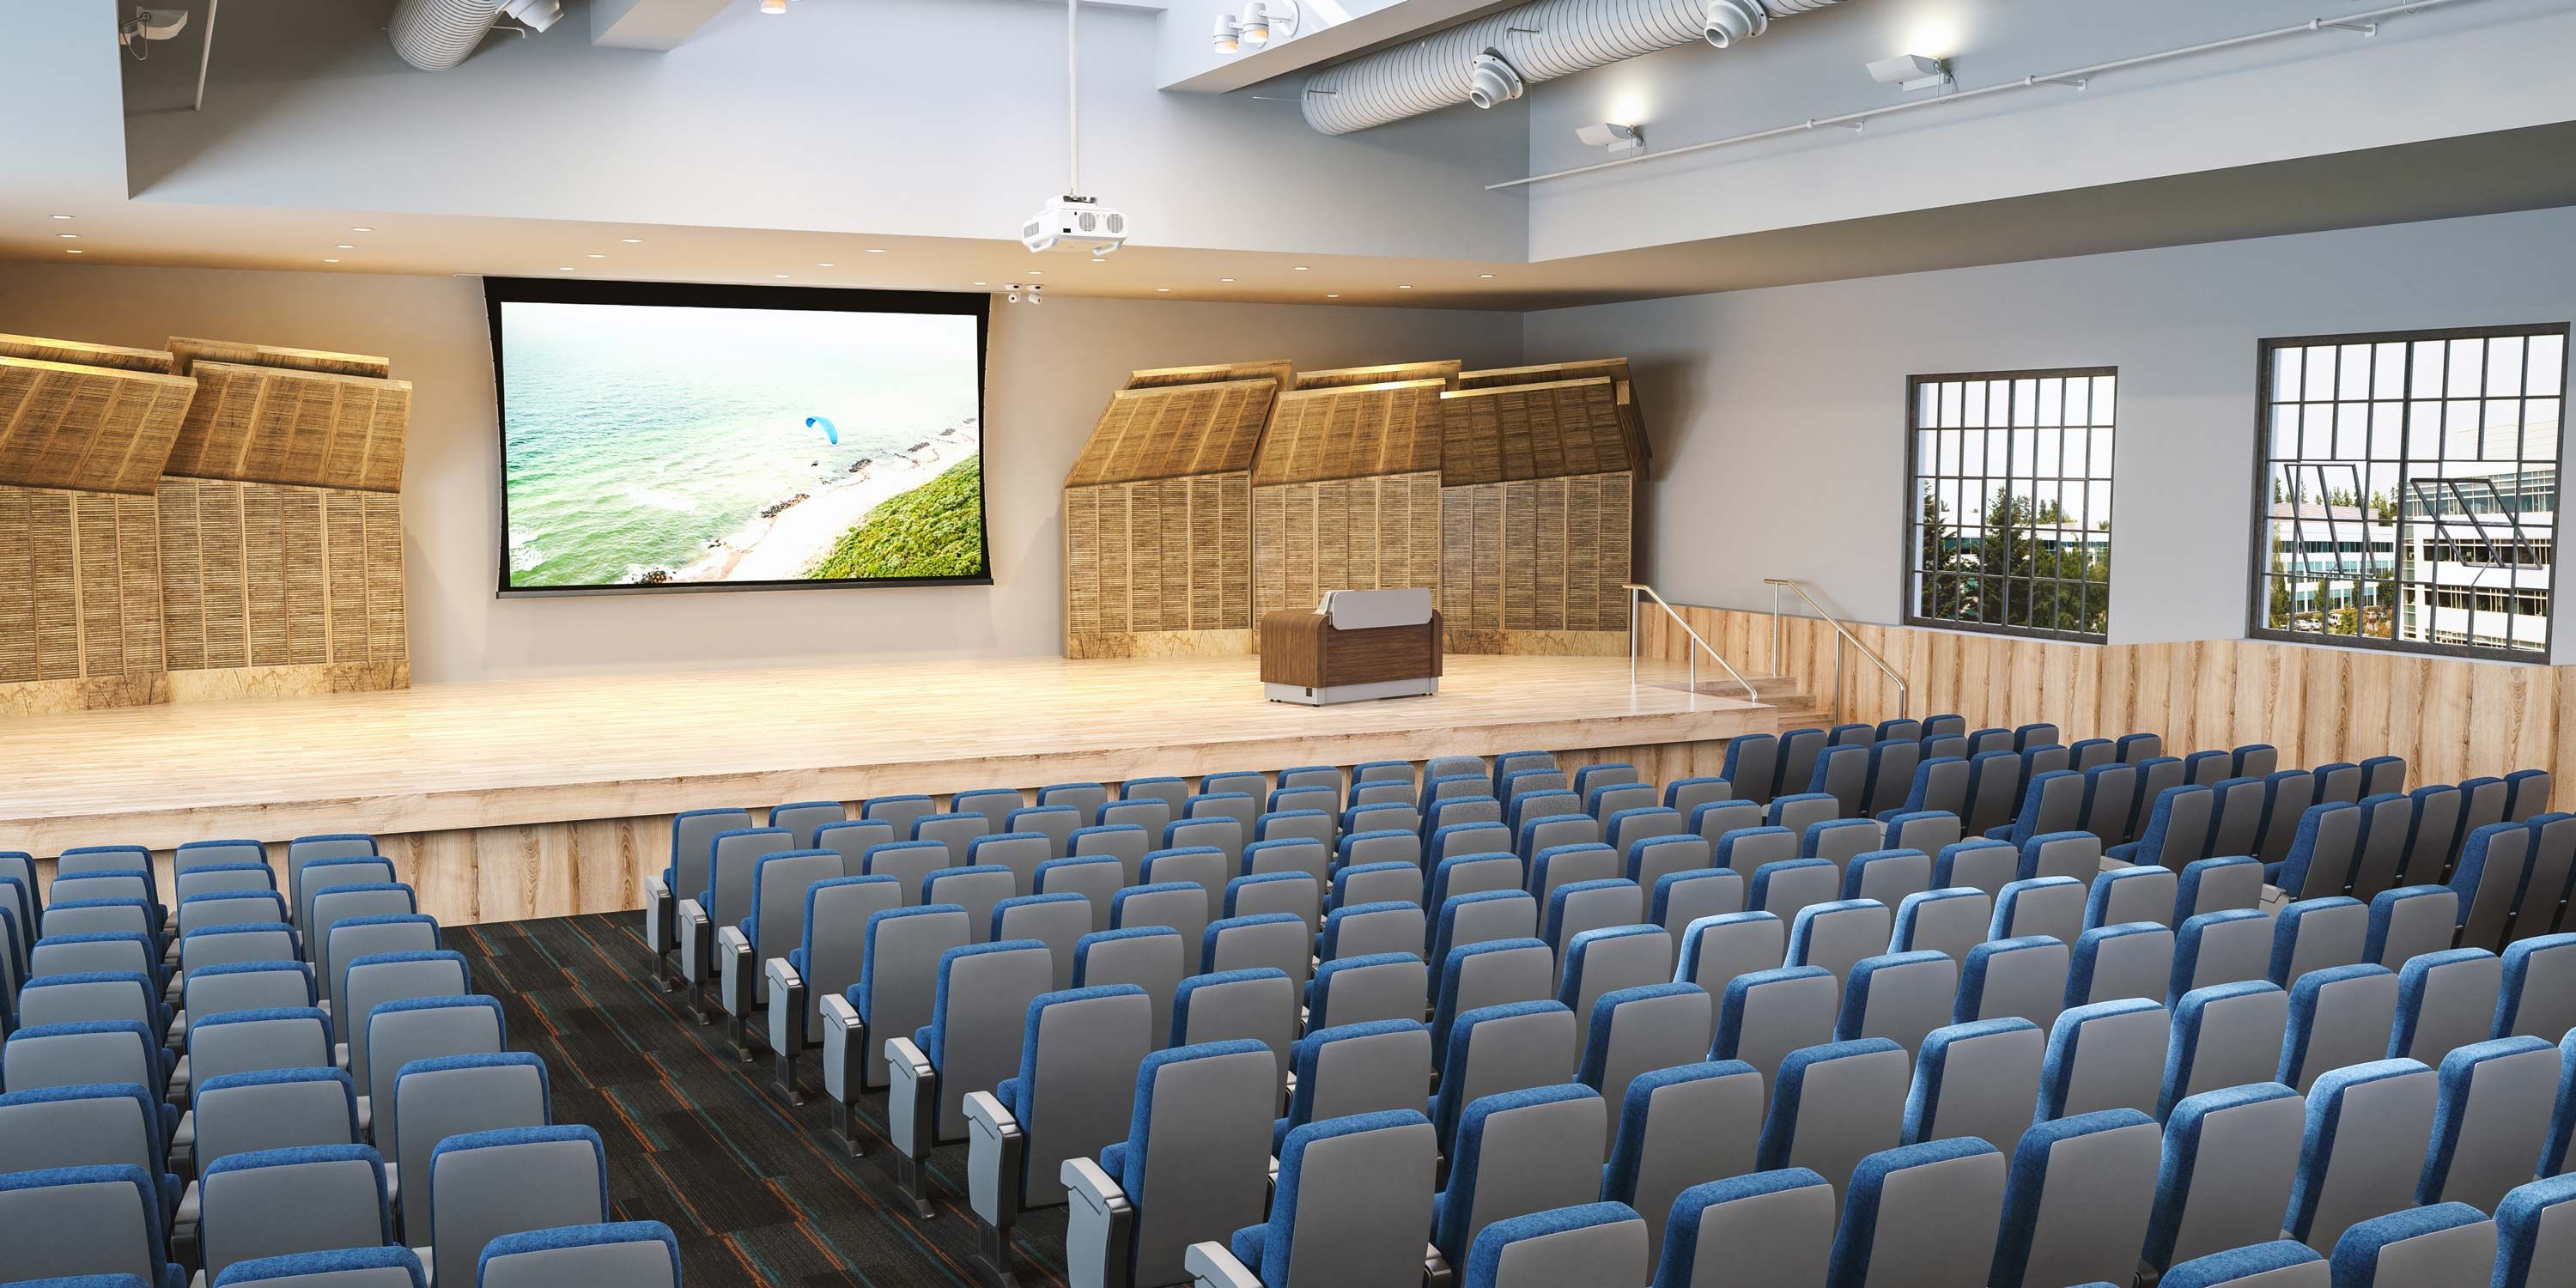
[1488, 0, 2490, 191]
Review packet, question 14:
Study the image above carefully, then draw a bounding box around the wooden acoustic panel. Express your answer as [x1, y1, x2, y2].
[1253, 380, 1445, 487]
[167, 337, 392, 380]
[1064, 474, 1253, 651]
[1294, 360, 1461, 391]
[163, 361, 411, 494]
[1124, 358, 1293, 395]
[1439, 471, 1632, 643]
[0, 357, 198, 495]
[0, 483, 164, 685]
[0, 334, 177, 374]
[156, 478, 406, 672]
[1253, 471, 1442, 622]
[1459, 357, 1649, 465]
[1438, 377, 1637, 488]
[1065, 378, 1278, 488]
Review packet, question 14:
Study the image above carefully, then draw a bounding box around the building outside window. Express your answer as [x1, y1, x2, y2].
[2251, 325, 2567, 659]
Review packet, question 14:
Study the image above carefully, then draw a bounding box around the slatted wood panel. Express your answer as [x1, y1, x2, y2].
[1254, 379, 1444, 487]
[0, 334, 176, 374]
[1064, 475, 1252, 643]
[1440, 472, 1632, 639]
[1253, 471, 1442, 617]
[167, 337, 392, 380]
[1649, 603, 2571, 789]
[1437, 377, 1637, 487]
[1064, 378, 1277, 488]
[1122, 358, 1292, 395]
[156, 478, 406, 671]
[1456, 357, 1649, 464]
[0, 483, 163, 683]
[162, 361, 411, 493]
[0, 358, 197, 495]
[1293, 360, 1461, 391]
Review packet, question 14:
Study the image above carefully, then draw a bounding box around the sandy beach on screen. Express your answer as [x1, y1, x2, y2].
[672, 424, 979, 581]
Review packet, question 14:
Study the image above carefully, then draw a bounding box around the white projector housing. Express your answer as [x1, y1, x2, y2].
[1022, 194, 1129, 255]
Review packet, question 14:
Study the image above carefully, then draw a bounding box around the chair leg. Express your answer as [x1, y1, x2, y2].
[894, 1151, 935, 1218]
[653, 947, 677, 993]
[829, 1100, 866, 1158]
[975, 1215, 1021, 1288]
[773, 1049, 806, 1106]
[731, 1013, 755, 1062]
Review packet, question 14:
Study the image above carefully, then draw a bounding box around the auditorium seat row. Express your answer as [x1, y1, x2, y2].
[0, 833, 684, 1287]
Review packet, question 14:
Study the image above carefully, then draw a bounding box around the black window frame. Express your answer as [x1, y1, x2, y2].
[1902, 366, 2118, 644]
[2245, 323, 2569, 664]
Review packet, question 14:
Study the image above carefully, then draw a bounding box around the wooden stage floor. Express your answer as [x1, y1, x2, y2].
[0, 653, 1777, 922]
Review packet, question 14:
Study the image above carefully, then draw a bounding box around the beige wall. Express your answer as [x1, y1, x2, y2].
[0, 262, 1522, 683]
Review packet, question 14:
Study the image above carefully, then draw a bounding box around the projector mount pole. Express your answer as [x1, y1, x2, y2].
[1066, 0, 1079, 195]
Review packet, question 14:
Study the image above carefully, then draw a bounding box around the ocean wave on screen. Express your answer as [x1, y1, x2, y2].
[620, 485, 700, 513]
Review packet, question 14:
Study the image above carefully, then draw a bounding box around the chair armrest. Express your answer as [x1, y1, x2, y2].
[646, 875, 674, 953]
[965, 1090, 1024, 1230]
[1062, 1156, 1136, 1288]
[675, 899, 712, 984]
[765, 957, 807, 1054]
[884, 1035, 937, 1159]
[716, 925, 754, 1018]
[821, 991, 866, 1101]
[1185, 1242, 1263, 1288]
[1423, 1244, 1454, 1288]
[175, 1180, 200, 1228]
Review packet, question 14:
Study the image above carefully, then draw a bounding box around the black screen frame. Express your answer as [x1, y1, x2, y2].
[483, 276, 993, 598]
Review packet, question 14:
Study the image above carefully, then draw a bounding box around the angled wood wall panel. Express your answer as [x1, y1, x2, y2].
[0, 358, 195, 495]
[163, 361, 410, 494]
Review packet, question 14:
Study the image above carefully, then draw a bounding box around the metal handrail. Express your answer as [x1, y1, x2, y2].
[1763, 577, 1909, 721]
[1623, 583, 1760, 704]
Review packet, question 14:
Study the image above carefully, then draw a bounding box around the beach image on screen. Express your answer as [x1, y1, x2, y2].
[498, 300, 983, 589]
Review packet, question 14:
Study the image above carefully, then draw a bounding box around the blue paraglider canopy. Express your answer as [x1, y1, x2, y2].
[805, 416, 839, 445]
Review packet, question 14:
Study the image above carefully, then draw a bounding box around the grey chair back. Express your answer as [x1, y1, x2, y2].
[1309, 954, 1425, 1030]
[2368, 887, 2458, 969]
[426, 1127, 609, 1288]
[2082, 763, 2142, 841]
[1996, 1109, 2162, 1288]
[1959, 936, 2072, 1030]
[1204, 914, 1312, 992]
[1610, 1062, 1764, 1268]
[1237, 874, 1325, 934]
[2149, 1083, 2305, 1272]
[916, 812, 996, 867]
[1440, 1087, 1608, 1267]
[326, 916, 440, 1010]
[1113, 883, 1209, 954]
[343, 953, 473, 1089]
[191, 1068, 361, 1176]
[2391, 950, 2502, 1064]
[1885, 810, 1962, 858]
[2512, 815, 2576, 943]
[2205, 777, 2269, 858]
[1295, 1021, 1433, 1133]
[1433, 940, 1554, 1067]
[364, 997, 505, 1166]
[1893, 888, 1990, 966]
[1577, 986, 1715, 1150]
[1906, 1018, 2044, 1151]
[184, 925, 305, 982]
[0, 1084, 161, 1181]
[1759, 1038, 1910, 1188]
[2402, 788, 2461, 885]
[1712, 966, 1837, 1091]
[953, 789, 1025, 831]
[2041, 999, 2170, 1121]
[750, 853, 843, 996]
[1691, 801, 1765, 847]
[296, 859, 398, 937]
[201, 1145, 390, 1283]
[2277, 964, 2398, 1092]
[994, 894, 1091, 990]
[1993, 876, 2086, 945]
[1651, 871, 1743, 948]
[390, 1052, 550, 1229]
[793, 877, 903, 1038]
[2346, 794, 2416, 903]
[2258, 773, 2319, 866]
[1173, 969, 1298, 1084]
[312, 887, 418, 999]
[2418, 1036, 2557, 1211]
[2288, 1060, 2436, 1255]
[972, 833, 1053, 897]
[854, 906, 974, 1089]
[1124, 1042, 1282, 1286]
[866, 795, 939, 839]
[2458, 823, 2532, 951]
[865, 841, 949, 906]
[3, 1022, 161, 1091]
[707, 828, 792, 930]
[668, 811, 750, 920]
[1253, 1113, 1438, 1288]
[178, 839, 269, 873]
[286, 835, 380, 928]
[925, 866, 1014, 944]
[927, 942, 1055, 1141]
[1036, 857, 1125, 931]
[1016, 985, 1154, 1208]
[185, 964, 316, 1025]
[1042, 781, 1113, 820]
[179, 893, 293, 940]
[176, 865, 275, 903]
[1076, 927, 1186, 1052]
[814, 819, 897, 876]
[479, 1224, 677, 1288]
[0, 1164, 172, 1285]
[1143, 848, 1231, 925]
[2172, 913, 2274, 1001]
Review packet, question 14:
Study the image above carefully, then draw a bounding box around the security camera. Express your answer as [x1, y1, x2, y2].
[1702, 0, 1767, 47]
[1467, 50, 1523, 109]
[1023, 194, 1129, 255]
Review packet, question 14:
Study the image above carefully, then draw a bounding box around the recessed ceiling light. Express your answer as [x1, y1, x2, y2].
[51, 214, 74, 220]
[1219, 277, 1236, 283]
[1091, 258, 1105, 264]
[973, 281, 988, 286]
[588, 253, 605, 258]
[58, 233, 77, 239]
[349, 227, 374, 233]
[1479, 273, 1495, 279]
[322, 258, 338, 264]
[1156, 288, 1170, 293]
[557, 265, 573, 271]
[816, 262, 835, 268]
[865, 248, 887, 254]
[775, 274, 790, 279]
[66, 248, 84, 254]
[1028, 270, 1043, 276]
[1326, 293, 1340, 298]
[1398, 284, 1413, 289]
[621, 238, 642, 244]
[334, 244, 355, 250]
[1292, 265, 1309, 271]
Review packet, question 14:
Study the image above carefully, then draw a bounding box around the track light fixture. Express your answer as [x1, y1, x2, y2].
[1867, 52, 1952, 93]
[1212, 1, 1298, 56]
[1575, 122, 1643, 155]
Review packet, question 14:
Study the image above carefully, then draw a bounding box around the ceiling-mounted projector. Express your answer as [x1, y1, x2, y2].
[1023, 194, 1128, 255]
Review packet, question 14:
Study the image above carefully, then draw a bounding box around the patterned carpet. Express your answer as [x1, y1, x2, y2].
[449, 914, 1070, 1288]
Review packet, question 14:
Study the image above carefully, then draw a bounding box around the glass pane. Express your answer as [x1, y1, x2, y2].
[2274, 346, 2303, 400]
[2531, 334, 2566, 397]
[2412, 341, 2447, 399]
[2305, 345, 2337, 402]
[2094, 376, 2117, 418]
[2448, 338, 2486, 398]
[2370, 402, 2403, 459]
[2373, 343, 2408, 400]
[2490, 336, 2526, 398]
[2338, 344, 2372, 401]
[2038, 379, 2063, 428]
[1961, 381, 1984, 428]
[2064, 377, 2090, 428]
[1941, 381, 1963, 428]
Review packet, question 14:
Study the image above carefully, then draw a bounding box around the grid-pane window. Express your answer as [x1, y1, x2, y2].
[2253, 326, 2567, 659]
[1906, 368, 2116, 641]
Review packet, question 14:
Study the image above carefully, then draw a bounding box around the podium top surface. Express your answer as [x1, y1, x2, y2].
[1320, 587, 1434, 630]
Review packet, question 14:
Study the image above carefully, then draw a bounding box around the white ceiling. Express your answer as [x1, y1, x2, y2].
[3, 0, 2573, 309]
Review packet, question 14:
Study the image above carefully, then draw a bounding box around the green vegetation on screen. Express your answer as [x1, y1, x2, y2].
[816, 456, 985, 580]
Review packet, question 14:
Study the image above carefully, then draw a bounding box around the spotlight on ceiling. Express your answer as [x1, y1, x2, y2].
[1574, 122, 1643, 155]
[1212, 14, 1238, 53]
[1867, 52, 1952, 93]
[1213, 2, 1297, 55]
[761, 0, 786, 14]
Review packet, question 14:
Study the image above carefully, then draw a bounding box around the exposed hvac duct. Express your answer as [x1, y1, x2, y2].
[389, 0, 562, 72]
[1302, 0, 1844, 135]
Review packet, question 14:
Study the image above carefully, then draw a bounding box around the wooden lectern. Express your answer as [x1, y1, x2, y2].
[1260, 587, 1443, 706]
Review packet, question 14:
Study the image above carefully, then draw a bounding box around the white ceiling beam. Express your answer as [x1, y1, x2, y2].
[592, 0, 737, 51]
